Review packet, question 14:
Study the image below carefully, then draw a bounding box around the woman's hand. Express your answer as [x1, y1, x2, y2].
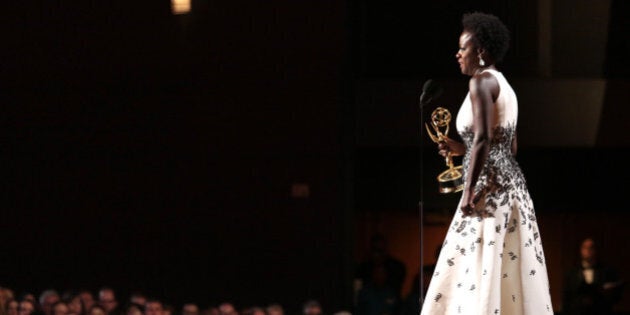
[461, 192, 475, 216]
[437, 136, 465, 157]
[460, 190, 481, 216]
[460, 198, 475, 216]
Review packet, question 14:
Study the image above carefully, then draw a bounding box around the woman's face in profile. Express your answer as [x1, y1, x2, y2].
[456, 31, 478, 76]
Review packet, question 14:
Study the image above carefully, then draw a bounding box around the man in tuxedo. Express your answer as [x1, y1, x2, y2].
[561, 238, 624, 315]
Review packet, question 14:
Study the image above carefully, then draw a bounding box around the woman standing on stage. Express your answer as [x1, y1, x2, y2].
[420, 12, 554, 314]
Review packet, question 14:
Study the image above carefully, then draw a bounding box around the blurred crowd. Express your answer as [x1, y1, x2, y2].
[1, 236, 625, 315]
[0, 287, 334, 315]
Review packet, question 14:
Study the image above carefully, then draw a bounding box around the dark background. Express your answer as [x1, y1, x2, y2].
[2, 0, 629, 313]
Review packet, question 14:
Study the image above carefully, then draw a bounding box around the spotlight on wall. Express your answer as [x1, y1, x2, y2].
[171, 0, 191, 15]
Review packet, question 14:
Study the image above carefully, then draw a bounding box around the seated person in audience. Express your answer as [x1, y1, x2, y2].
[19, 299, 36, 315]
[182, 303, 199, 315]
[51, 302, 69, 315]
[562, 238, 624, 315]
[145, 300, 164, 315]
[39, 290, 60, 315]
[7, 299, 19, 315]
[303, 300, 322, 315]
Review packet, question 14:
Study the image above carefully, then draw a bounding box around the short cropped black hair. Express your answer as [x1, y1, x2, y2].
[462, 12, 511, 63]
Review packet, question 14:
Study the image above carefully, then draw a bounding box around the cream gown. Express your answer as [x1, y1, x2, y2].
[420, 69, 554, 314]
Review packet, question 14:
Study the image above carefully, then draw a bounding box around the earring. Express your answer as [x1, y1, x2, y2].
[479, 56, 485, 67]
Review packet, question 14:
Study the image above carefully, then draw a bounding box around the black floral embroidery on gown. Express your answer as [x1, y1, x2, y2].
[459, 124, 533, 219]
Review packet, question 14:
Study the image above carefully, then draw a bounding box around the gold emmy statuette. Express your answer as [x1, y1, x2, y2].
[425, 107, 464, 193]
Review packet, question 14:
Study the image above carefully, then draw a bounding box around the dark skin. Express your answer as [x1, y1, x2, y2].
[438, 31, 518, 216]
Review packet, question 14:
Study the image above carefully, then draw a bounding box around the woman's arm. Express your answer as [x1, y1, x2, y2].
[511, 131, 518, 156]
[461, 72, 499, 215]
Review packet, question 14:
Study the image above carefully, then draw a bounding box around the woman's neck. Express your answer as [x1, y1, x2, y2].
[473, 65, 497, 75]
